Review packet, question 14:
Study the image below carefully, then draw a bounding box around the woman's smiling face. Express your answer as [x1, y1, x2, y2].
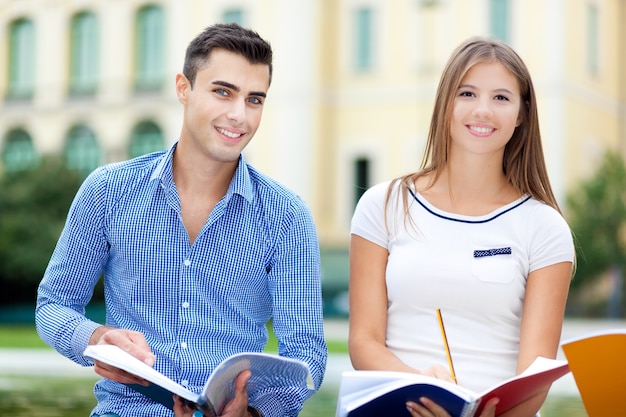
[450, 61, 521, 158]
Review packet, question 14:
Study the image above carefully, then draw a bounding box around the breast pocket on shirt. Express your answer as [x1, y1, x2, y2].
[471, 246, 516, 283]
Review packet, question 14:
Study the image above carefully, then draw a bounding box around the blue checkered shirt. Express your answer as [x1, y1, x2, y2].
[36, 143, 327, 417]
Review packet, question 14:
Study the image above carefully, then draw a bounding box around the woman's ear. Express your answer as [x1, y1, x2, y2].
[516, 101, 529, 127]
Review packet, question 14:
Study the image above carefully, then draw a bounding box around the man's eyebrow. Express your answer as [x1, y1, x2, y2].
[212, 80, 267, 98]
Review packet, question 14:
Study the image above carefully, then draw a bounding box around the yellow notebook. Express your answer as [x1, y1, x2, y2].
[561, 329, 626, 417]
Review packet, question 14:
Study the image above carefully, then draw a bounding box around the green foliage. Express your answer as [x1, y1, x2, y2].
[0, 157, 82, 305]
[566, 150, 626, 296]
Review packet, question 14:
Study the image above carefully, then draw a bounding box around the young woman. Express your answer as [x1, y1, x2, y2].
[348, 37, 575, 417]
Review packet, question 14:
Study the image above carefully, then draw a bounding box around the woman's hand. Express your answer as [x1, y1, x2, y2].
[406, 396, 499, 417]
[419, 364, 457, 384]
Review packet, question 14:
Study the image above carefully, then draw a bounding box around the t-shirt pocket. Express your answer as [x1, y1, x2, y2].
[471, 246, 516, 283]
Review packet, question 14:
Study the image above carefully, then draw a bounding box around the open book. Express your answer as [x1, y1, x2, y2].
[335, 356, 570, 417]
[84, 344, 314, 415]
[561, 328, 626, 417]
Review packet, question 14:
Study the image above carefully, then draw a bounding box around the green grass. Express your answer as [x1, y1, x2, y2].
[0, 324, 349, 352]
[541, 396, 587, 416]
[0, 375, 99, 417]
[0, 325, 48, 348]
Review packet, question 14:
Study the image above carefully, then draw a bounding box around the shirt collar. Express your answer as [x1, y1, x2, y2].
[150, 142, 254, 203]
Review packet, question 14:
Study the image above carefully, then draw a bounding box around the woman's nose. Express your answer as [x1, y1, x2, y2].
[472, 98, 493, 119]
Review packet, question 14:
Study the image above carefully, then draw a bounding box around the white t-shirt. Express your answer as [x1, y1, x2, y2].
[351, 180, 575, 392]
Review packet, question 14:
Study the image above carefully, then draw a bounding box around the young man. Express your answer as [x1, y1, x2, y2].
[36, 23, 327, 417]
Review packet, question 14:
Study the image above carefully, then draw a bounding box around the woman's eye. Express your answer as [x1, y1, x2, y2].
[459, 91, 474, 97]
[495, 95, 510, 101]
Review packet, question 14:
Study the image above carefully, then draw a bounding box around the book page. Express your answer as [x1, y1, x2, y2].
[335, 370, 477, 417]
[83, 344, 198, 404]
[201, 352, 313, 414]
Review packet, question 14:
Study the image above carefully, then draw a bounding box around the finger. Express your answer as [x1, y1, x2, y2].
[431, 364, 456, 384]
[406, 400, 432, 417]
[99, 329, 156, 366]
[94, 360, 151, 386]
[218, 370, 252, 416]
[479, 397, 499, 417]
[234, 369, 252, 395]
[172, 395, 186, 415]
[418, 396, 452, 417]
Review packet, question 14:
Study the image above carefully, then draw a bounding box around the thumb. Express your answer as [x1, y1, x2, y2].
[235, 369, 252, 395]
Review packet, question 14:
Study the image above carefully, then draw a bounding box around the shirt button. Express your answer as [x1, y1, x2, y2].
[182, 301, 190, 308]
[184, 259, 191, 266]
[181, 342, 187, 349]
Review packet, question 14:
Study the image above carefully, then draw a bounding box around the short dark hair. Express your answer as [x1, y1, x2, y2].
[183, 23, 273, 88]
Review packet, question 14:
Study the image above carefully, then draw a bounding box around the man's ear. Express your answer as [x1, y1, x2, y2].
[175, 73, 190, 103]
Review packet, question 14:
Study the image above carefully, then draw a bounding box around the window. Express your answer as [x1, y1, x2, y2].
[354, 7, 373, 72]
[490, 0, 510, 43]
[65, 125, 100, 176]
[134, 5, 165, 92]
[129, 121, 164, 158]
[2, 129, 37, 172]
[69, 11, 99, 96]
[223, 8, 244, 26]
[587, 3, 599, 75]
[354, 157, 370, 207]
[7, 18, 35, 100]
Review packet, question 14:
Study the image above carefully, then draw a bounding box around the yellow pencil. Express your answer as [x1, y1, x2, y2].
[436, 308, 457, 384]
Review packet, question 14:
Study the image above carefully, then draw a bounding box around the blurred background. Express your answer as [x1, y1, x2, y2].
[0, 0, 625, 323]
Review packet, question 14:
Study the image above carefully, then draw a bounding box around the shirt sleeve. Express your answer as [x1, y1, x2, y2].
[351, 181, 394, 249]
[35, 166, 110, 366]
[260, 196, 328, 417]
[528, 203, 575, 272]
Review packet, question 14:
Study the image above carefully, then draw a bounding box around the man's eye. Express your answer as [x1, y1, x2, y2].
[247, 97, 263, 105]
[215, 88, 228, 96]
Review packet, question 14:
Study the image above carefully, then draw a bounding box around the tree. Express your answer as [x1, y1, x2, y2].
[566, 150, 626, 316]
[0, 156, 82, 305]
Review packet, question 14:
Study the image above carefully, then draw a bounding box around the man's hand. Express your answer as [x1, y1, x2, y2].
[89, 326, 156, 386]
[219, 370, 253, 417]
[173, 370, 254, 417]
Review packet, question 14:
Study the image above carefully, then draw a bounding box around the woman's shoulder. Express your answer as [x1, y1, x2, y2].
[519, 197, 572, 232]
[357, 179, 403, 207]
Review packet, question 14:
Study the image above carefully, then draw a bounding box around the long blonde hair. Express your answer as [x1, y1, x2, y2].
[388, 36, 561, 218]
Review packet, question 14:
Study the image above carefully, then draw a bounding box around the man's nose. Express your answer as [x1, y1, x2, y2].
[226, 99, 246, 124]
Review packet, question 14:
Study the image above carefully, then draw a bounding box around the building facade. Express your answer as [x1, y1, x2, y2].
[1, 0, 624, 250]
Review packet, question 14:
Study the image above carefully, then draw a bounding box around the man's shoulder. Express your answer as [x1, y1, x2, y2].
[105, 151, 167, 174]
[82, 151, 167, 201]
[246, 164, 304, 203]
[89, 151, 166, 183]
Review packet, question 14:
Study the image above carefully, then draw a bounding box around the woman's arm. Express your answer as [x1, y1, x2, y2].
[348, 234, 452, 381]
[348, 234, 411, 371]
[500, 261, 573, 417]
